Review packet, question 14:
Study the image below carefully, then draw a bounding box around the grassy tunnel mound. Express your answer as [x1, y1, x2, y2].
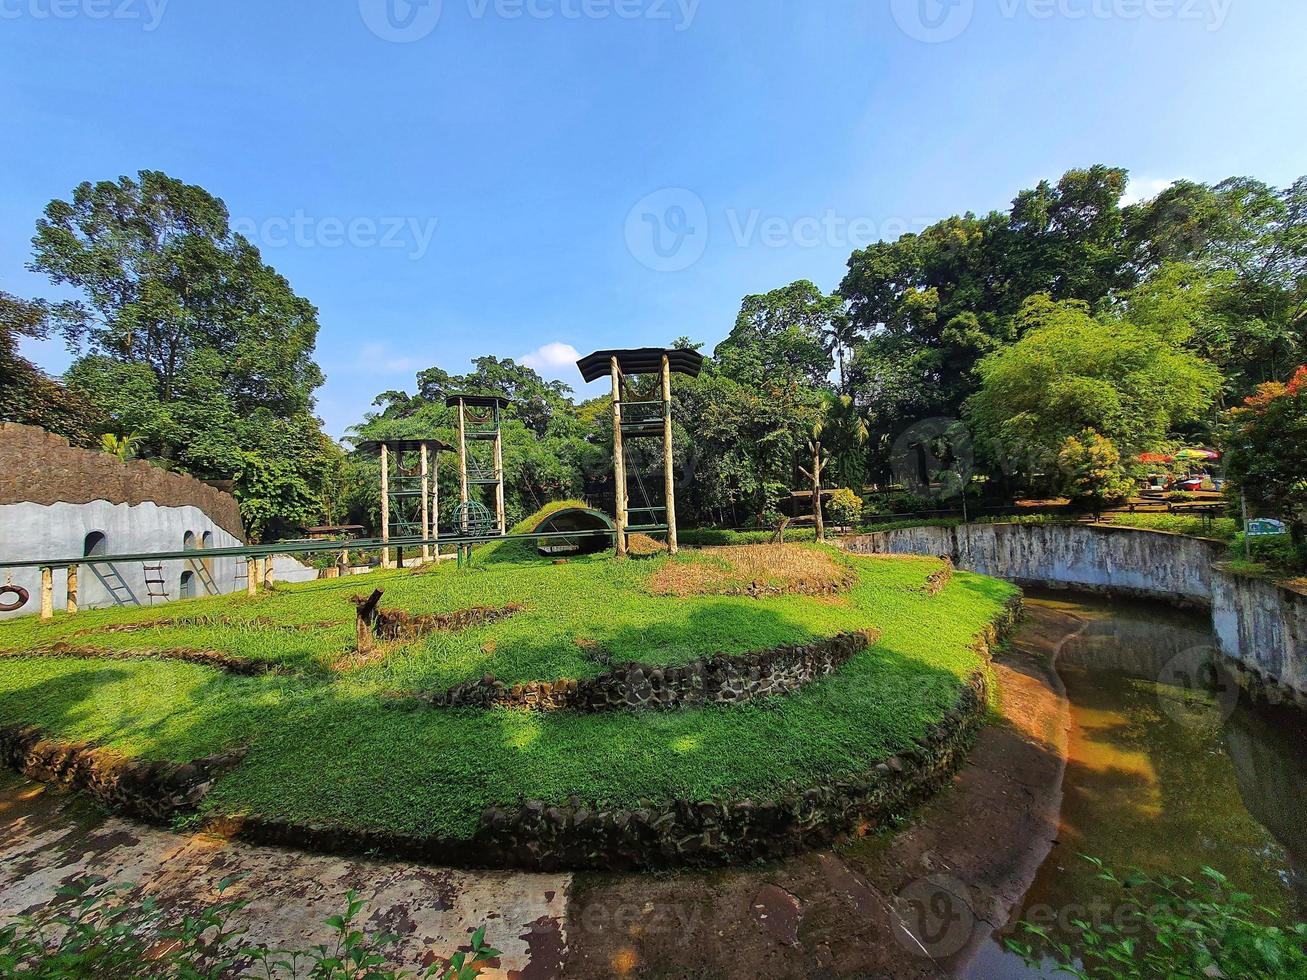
[0, 544, 1016, 846]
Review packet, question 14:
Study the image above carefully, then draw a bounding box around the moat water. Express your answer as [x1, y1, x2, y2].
[970, 592, 1307, 978]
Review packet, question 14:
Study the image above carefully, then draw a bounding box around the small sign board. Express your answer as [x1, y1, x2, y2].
[1247, 518, 1287, 537]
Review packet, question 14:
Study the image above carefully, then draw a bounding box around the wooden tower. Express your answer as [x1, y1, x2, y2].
[446, 395, 512, 537]
[576, 347, 704, 557]
[357, 438, 452, 569]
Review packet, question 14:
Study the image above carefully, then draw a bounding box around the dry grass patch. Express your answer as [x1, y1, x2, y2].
[627, 533, 666, 556]
[647, 544, 857, 598]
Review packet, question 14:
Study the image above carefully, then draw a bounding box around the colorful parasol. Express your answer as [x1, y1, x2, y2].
[1172, 448, 1221, 462]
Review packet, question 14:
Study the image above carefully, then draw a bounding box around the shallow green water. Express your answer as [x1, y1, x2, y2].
[970, 592, 1307, 978]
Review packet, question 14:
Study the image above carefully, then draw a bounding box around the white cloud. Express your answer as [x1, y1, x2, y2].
[521, 342, 581, 375]
[355, 342, 424, 375]
[1122, 176, 1181, 207]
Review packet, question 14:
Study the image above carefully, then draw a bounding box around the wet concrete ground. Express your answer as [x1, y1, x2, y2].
[0, 606, 1074, 978]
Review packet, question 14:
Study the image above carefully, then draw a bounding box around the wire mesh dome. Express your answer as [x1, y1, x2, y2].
[450, 500, 498, 537]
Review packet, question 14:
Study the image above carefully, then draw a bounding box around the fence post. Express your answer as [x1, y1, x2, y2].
[40, 567, 54, 621]
[66, 564, 79, 615]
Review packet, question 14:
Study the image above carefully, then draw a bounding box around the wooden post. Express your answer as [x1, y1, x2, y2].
[380, 442, 391, 570]
[262, 556, 274, 587]
[661, 353, 678, 556]
[800, 441, 826, 543]
[494, 427, 506, 535]
[813, 441, 825, 543]
[246, 558, 258, 595]
[420, 443, 432, 563]
[432, 454, 441, 559]
[66, 564, 79, 615]
[457, 399, 469, 507]
[40, 567, 54, 621]
[611, 356, 628, 557]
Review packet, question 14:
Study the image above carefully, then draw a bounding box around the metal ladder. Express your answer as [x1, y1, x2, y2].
[188, 557, 220, 596]
[89, 562, 141, 607]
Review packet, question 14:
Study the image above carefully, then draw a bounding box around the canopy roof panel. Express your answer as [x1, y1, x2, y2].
[576, 348, 705, 383]
[355, 438, 453, 454]
[445, 394, 513, 410]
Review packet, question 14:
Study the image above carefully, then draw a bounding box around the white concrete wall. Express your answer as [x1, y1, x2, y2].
[1, 500, 246, 620]
[845, 522, 1306, 699]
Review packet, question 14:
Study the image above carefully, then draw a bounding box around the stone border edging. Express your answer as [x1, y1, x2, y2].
[203, 596, 1021, 871]
[0, 645, 288, 677]
[413, 629, 879, 712]
[0, 725, 246, 822]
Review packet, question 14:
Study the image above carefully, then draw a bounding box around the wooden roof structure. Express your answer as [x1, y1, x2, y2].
[576, 348, 704, 383]
[444, 394, 513, 410]
[355, 438, 453, 455]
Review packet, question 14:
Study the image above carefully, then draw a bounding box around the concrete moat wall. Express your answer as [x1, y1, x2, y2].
[845, 523, 1307, 703]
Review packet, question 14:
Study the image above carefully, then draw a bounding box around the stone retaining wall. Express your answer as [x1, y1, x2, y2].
[0, 423, 244, 539]
[419, 630, 877, 712]
[0, 725, 245, 822]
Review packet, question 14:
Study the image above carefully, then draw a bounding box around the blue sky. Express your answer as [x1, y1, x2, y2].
[4, 0, 1304, 437]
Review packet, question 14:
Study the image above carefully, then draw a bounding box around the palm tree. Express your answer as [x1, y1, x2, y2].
[804, 394, 871, 540]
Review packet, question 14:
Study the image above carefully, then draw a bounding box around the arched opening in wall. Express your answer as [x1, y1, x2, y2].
[180, 570, 195, 599]
[201, 531, 215, 575]
[183, 531, 197, 551]
[83, 531, 107, 558]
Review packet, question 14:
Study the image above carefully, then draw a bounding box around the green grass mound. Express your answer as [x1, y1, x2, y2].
[0, 545, 1016, 843]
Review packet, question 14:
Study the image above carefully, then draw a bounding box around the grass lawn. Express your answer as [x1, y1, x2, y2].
[0, 544, 1016, 841]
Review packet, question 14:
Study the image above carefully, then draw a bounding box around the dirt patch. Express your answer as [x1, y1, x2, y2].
[626, 533, 665, 556]
[647, 544, 856, 598]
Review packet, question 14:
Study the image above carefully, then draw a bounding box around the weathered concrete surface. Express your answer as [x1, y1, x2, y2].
[0, 776, 570, 979]
[1211, 565, 1307, 701]
[847, 522, 1219, 606]
[847, 523, 1307, 701]
[561, 603, 1072, 978]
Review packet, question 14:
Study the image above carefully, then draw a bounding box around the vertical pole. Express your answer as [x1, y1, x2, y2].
[457, 400, 469, 507]
[433, 454, 441, 559]
[40, 567, 54, 621]
[380, 442, 391, 570]
[661, 353, 678, 556]
[611, 356, 628, 557]
[420, 443, 432, 562]
[66, 564, 79, 615]
[247, 558, 258, 595]
[494, 426, 506, 535]
[262, 556, 274, 588]
[813, 441, 825, 543]
[1241, 490, 1251, 561]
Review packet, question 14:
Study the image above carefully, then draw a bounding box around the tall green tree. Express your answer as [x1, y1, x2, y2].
[0, 288, 98, 445]
[714, 281, 838, 389]
[28, 171, 333, 537]
[966, 295, 1222, 491]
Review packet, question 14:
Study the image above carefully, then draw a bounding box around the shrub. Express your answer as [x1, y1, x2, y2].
[1167, 490, 1198, 503]
[1058, 432, 1135, 515]
[827, 488, 863, 527]
[1008, 858, 1307, 980]
[1230, 532, 1306, 573]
